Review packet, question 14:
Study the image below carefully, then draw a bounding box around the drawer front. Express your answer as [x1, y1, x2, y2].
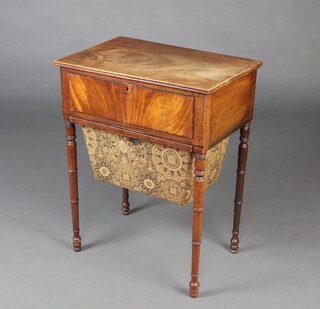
[68, 73, 194, 139]
[69, 74, 126, 123]
[126, 85, 194, 139]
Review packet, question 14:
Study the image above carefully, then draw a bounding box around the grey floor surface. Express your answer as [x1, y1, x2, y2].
[0, 107, 319, 309]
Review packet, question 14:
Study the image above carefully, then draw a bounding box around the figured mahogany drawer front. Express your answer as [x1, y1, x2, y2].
[126, 84, 194, 139]
[68, 74, 194, 139]
[69, 74, 127, 123]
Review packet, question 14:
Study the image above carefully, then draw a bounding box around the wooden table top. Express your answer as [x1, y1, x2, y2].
[54, 36, 262, 93]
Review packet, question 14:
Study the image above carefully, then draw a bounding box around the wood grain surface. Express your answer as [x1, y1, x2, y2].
[126, 85, 194, 138]
[68, 73, 194, 139]
[69, 73, 126, 122]
[209, 71, 256, 145]
[54, 36, 262, 93]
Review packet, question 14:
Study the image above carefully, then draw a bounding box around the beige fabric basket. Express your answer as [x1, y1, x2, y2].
[82, 126, 229, 206]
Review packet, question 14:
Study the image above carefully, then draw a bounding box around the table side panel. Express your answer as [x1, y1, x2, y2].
[209, 71, 256, 145]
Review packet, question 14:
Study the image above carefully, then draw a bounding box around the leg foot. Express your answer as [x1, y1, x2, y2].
[73, 236, 81, 252]
[66, 121, 81, 252]
[189, 153, 206, 298]
[189, 281, 200, 298]
[230, 123, 250, 254]
[122, 188, 130, 215]
[230, 234, 239, 254]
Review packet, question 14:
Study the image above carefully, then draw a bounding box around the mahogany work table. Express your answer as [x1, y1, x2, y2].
[54, 36, 262, 298]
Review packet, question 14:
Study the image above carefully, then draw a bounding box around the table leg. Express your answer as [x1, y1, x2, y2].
[189, 153, 206, 298]
[65, 121, 81, 252]
[122, 188, 130, 215]
[230, 122, 250, 254]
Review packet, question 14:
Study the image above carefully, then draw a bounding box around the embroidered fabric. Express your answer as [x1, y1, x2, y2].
[82, 126, 229, 206]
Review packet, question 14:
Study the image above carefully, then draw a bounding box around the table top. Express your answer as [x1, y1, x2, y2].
[54, 36, 262, 93]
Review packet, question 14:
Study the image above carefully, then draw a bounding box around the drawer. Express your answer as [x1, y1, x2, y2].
[69, 73, 127, 123]
[126, 84, 194, 139]
[68, 73, 194, 139]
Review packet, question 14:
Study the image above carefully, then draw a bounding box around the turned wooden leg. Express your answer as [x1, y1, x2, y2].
[65, 121, 81, 252]
[230, 122, 250, 254]
[122, 188, 130, 215]
[189, 153, 206, 298]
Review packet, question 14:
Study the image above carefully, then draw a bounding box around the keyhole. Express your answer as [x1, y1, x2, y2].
[126, 86, 130, 92]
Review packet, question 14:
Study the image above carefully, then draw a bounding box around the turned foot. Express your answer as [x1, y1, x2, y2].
[189, 281, 200, 298]
[122, 202, 130, 215]
[230, 233, 239, 254]
[73, 236, 81, 252]
[122, 188, 130, 215]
